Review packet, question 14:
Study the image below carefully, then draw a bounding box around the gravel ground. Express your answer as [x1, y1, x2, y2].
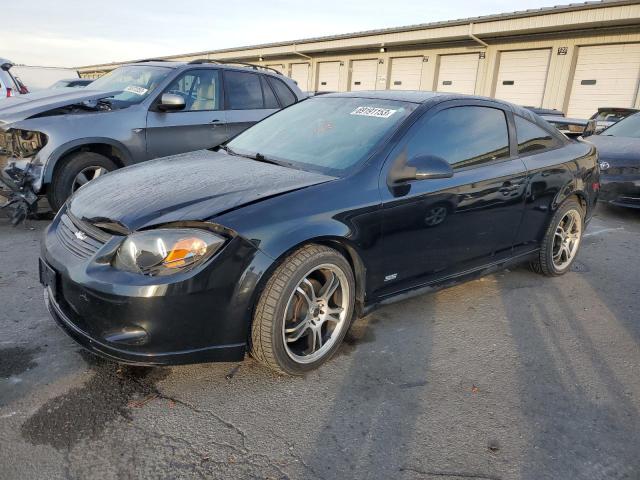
[0, 204, 638, 480]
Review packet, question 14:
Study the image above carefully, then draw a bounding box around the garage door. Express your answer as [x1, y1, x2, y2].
[567, 44, 640, 119]
[437, 53, 480, 95]
[494, 49, 551, 107]
[290, 63, 310, 91]
[350, 59, 378, 91]
[266, 64, 285, 74]
[317, 62, 341, 91]
[390, 56, 423, 90]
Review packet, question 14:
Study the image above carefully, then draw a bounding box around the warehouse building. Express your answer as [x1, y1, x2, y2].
[78, 0, 640, 118]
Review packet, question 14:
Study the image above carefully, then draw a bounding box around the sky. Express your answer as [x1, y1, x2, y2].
[4, 0, 566, 68]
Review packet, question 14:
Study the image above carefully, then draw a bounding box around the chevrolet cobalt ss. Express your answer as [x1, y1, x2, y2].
[41, 92, 599, 375]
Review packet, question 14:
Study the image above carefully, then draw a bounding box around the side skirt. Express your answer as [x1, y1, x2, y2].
[361, 249, 539, 316]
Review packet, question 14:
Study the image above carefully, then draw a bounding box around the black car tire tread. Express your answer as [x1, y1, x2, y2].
[530, 197, 584, 277]
[250, 244, 354, 375]
[48, 151, 117, 211]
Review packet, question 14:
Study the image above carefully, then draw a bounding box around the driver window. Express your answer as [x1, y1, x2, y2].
[163, 70, 221, 111]
[403, 106, 510, 169]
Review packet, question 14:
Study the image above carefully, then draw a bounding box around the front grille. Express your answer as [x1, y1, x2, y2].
[56, 213, 109, 258]
[615, 196, 640, 207]
[606, 166, 640, 176]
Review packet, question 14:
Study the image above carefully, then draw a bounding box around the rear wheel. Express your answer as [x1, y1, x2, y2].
[250, 244, 355, 375]
[530, 198, 584, 276]
[48, 151, 117, 211]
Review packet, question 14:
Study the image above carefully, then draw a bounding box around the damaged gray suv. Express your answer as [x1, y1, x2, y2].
[0, 60, 304, 220]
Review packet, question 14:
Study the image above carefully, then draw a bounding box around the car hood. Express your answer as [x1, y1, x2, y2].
[587, 134, 640, 167]
[68, 150, 335, 231]
[0, 88, 121, 125]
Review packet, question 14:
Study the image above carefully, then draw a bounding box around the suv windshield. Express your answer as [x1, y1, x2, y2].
[88, 65, 171, 106]
[227, 97, 416, 175]
[600, 112, 640, 138]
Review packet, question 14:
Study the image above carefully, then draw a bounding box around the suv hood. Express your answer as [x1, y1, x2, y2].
[0, 88, 121, 124]
[69, 150, 335, 231]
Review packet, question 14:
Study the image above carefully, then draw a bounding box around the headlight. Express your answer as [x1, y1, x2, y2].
[113, 228, 225, 276]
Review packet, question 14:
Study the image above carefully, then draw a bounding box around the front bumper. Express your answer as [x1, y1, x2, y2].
[41, 211, 272, 365]
[599, 174, 640, 209]
[44, 286, 244, 365]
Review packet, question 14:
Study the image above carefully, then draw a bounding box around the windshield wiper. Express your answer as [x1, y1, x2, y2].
[220, 145, 286, 166]
[252, 152, 284, 166]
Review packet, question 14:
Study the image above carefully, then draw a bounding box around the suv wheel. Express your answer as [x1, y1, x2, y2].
[250, 244, 355, 375]
[48, 152, 117, 211]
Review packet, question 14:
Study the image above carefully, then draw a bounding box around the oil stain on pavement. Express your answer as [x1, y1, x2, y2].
[21, 353, 169, 450]
[0, 346, 41, 378]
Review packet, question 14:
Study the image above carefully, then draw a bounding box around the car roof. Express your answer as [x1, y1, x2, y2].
[125, 60, 286, 78]
[127, 61, 184, 69]
[319, 90, 525, 111]
[320, 90, 443, 103]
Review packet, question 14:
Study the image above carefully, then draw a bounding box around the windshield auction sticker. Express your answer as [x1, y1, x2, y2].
[124, 86, 149, 96]
[350, 106, 397, 118]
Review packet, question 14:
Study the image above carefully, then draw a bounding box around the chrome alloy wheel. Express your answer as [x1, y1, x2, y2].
[71, 166, 109, 193]
[552, 209, 582, 270]
[282, 264, 350, 364]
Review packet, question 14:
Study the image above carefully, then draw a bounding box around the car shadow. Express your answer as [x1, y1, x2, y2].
[300, 296, 436, 478]
[495, 271, 640, 479]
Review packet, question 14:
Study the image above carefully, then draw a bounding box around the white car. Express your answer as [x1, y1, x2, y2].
[0, 58, 28, 98]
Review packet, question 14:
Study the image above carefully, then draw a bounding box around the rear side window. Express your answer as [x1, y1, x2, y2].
[267, 77, 297, 107]
[261, 76, 279, 109]
[515, 116, 558, 154]
[404, 106, 510, 169]
[224, 71, 264, 110]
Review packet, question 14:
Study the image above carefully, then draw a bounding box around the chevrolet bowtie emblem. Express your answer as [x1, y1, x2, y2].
[74, 231, 87, 241]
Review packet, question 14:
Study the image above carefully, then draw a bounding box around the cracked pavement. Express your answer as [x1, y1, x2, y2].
[1, 204, 639, 479]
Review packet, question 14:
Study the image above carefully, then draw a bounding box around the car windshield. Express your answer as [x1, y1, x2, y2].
[227, 97, 417, 175]
[88, 65, 171, 106]
[51, 80, 70, 89]
[595, 110, 634, 122]
[600, 112, 640, 138]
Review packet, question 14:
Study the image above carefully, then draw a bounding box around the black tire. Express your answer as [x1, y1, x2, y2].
[47, 151, 117, 211]
[530, 198, 584, 276]
[250, 244, 356, 375]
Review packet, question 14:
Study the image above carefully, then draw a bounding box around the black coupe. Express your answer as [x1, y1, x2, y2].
[40, 92, 599, 374]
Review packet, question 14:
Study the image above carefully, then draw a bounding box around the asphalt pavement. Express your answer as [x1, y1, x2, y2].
[0, 204, 639, 480]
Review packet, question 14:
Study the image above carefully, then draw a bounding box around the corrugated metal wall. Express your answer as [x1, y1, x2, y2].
[78, 3, 640, 116]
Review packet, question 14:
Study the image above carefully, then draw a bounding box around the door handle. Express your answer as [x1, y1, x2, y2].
[209, 119, 222, 128]
[499, 181, 522, 195]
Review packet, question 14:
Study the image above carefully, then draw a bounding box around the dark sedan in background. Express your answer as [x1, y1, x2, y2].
[588, 112, 640, 209]
[590, 107, 639, 133]
[40, 91, 598, 375]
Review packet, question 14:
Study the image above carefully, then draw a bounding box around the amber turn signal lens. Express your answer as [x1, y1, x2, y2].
[113, 228, 225, 276]
[164, 238, 209, 268]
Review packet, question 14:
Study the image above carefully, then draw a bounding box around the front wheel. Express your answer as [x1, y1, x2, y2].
[250, 244, 355, 375]
[48, 151, 117, 211]
[530, 198, 584, 276]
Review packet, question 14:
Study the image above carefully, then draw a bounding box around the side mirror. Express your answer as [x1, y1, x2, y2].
[157, 93, 185, 112]
[388, 153, 453, 185]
